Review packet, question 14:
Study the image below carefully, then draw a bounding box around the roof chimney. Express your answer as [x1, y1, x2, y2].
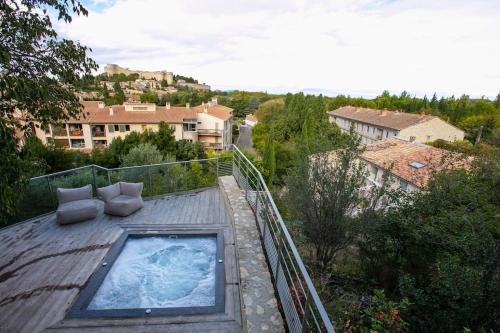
[211, 97, 218, 105]
[166, 102, 170, 110]
[109, 107, 114, 116]
[186, 102, 190, 109]
[203, 103, 209, 113]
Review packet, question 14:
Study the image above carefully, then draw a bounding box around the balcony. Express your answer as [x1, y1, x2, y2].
[92, 140, 107, 148]
[70, 139, 85, 148]
[51, 125, 67, 136]
[202, 142, 224, 150]
[68, 124, 83, 137]
[91, 125, 106, 137]
[198, 128, 223, 136]
[3, 147, 335, 333]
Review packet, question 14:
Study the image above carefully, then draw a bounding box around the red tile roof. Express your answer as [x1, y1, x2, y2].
[328, 106, 433, 130]
[193, 104, 233, 121]
[361, 138, 471, 188]
[68, 102, 233, 124]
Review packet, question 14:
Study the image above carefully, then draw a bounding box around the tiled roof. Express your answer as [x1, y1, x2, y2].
[68, 102, 233, 124]
[193, 104, 233, 121]
[361, 138, 471, 188]
[328, 106, 433, 130]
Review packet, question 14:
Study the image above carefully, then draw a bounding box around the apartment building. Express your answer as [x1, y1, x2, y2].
[328, 106, 464, 144]
[34, 98, 232, 151]
[361, 137, 470, 191]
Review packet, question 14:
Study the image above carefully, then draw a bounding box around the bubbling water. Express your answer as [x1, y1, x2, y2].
[88, 236, 217, 310]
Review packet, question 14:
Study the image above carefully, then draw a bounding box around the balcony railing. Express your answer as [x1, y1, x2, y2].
[232, 146, 335, 333]
[69, 129, 84, 136]
[10, 146, 335, 332]
[198, 128, 222, 136]
[52, 126, 67, 136]
[92, 130, 106, 137]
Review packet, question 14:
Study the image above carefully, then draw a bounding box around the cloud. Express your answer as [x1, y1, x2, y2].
[57, 0, 500, 98]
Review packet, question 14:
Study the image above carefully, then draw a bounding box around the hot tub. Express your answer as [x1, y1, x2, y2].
[68, 230, 225, 318]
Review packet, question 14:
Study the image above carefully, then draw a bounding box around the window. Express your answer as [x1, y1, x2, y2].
[119, 125, 126, 132]
[114, 125, 119, 131]
[385, 131, 389, 138]
[108, 125, 114, 133]
[183, 122, 196, 131]
[409, 161, 425, 169]
[142, 124, 147, 131]
[409, 136, 416, 142]
[125, 125, 130, 131]
[400, 180, 408, 190]
[427, 135, 431, 141]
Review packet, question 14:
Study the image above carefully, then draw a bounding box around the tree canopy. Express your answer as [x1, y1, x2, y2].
[0, 0, 96, 223]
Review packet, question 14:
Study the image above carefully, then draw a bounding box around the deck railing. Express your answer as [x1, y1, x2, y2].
[14, 156, 232, 223]
[12, 146, 335, 332]
[232, 146, 335, 333]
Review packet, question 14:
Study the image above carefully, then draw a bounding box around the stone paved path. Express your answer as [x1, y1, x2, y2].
[220, 176, 285, 333]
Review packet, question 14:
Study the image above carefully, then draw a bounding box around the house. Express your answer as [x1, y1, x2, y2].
[245, 114, 258, 127]
[328, 106, 464, 144]
[34, 98, 232, 151]
[360, 137, 471, 191]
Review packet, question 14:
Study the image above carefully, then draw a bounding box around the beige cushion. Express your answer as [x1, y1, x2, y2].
[56, 199, 98, 225]
[97, 183, 121, 202]
[119, 182, 143, 197]
[105, 195, 143, 217]
[57, 185, 93, 204]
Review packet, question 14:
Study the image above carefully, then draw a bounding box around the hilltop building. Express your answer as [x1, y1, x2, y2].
[104, 64, 174, 85]
[328, 106, 464, 144]
[176, 79, 211, 92]
[34, 98, 232, 151]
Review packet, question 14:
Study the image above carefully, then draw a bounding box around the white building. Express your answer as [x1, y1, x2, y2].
[328, 106, 464, 144]
[34, 99, 233, 151]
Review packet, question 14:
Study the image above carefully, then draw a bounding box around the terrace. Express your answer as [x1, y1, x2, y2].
[0, 147, 335, 333]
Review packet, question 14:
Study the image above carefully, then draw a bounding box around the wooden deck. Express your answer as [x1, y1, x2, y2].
[0, 187, 243, 333]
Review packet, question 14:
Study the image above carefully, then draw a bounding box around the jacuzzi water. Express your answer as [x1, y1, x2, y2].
[88, 236, 217, 310]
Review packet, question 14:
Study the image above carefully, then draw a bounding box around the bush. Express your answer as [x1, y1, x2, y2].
[120, 143, 168, 167]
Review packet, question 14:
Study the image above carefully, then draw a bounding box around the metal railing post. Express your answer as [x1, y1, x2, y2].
[255, 181, 260, 216]
[216, 158, 219, 179]
[148, 165, 153, 193]
[275, 228, 284, 279]
[92, 166, 98, 196]
[301, 289, 312, 333]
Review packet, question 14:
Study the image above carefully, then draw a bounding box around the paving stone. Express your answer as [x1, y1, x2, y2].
[220, 176, 285, 333]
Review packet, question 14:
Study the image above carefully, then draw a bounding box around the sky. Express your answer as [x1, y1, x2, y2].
[56, 0, 500, 98]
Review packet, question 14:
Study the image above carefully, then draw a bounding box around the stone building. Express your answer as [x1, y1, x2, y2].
[104, 64, 174, 85]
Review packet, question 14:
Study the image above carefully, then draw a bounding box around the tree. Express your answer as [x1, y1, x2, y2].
[150, 121, 176, 155]
[140, 92, 159, 104]
[113, 82, 125, 104]
[175, 140, 207, 161]
[284, 136, 370, 271]
[120, 143, 166, 167]
[358, 154, 500, 332]
[0, 0, 96, 223]
[261, 135, 276, 186]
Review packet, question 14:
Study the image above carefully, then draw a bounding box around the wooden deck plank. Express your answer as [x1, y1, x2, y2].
[0, 187, 241, 333]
